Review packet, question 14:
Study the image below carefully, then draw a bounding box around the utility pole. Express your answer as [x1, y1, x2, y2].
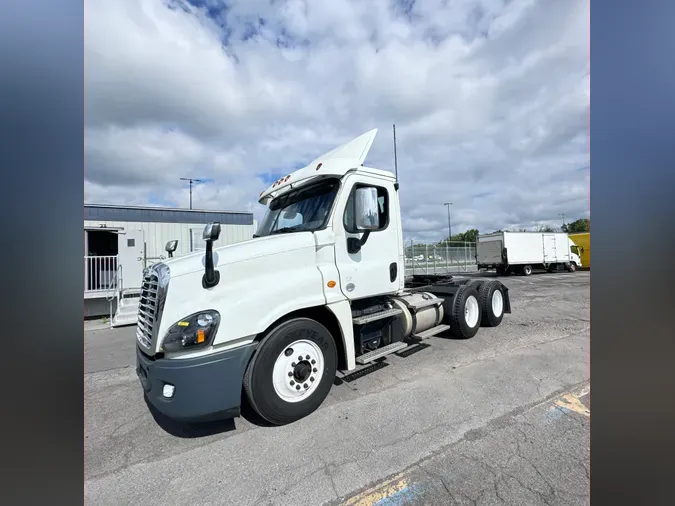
[444, 202, 453, 243]
[392, 124, 398, 181]
[180, 177, 203, 209]
[559, 213, 566, 230]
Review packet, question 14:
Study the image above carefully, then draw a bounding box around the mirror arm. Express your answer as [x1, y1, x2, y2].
[202, 239, 221, 288]
[347, 230, 371, 254]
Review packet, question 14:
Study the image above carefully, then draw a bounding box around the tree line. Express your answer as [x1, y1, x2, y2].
[432, 218, 589, 246]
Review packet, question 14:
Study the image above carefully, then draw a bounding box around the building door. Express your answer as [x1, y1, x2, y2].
[85, 228, 120, 291]
[118, 229, 145, 290]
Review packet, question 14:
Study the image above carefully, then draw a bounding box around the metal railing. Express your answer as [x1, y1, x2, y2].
[404, 240, 477, 275]
[144, 255, 167, 269]
[84, 255, 118, 293]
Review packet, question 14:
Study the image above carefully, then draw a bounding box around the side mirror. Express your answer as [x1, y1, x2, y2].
[348, 187, 380, 254]
[165, 240, 178, 258]
[354, 187, 380, 231]
[203, 222, 221, 241]
[202, 222, 221, 289]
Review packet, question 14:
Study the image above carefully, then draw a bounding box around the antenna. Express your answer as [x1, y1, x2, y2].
[392, 124, 399, 181]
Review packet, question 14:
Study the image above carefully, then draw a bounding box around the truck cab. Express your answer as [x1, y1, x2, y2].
[569, 238, 583, 267]
[135, 129, 511, 425]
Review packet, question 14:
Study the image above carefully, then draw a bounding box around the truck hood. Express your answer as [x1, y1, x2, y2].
[158, 232, 316, 278]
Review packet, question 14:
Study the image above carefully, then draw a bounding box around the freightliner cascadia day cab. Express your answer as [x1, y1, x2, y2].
[135, 129, 512, 426]
[476, 231, 582, 276]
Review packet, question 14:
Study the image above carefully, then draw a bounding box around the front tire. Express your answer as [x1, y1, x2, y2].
[567, 262, 577, 272]
[449, 285, 482, 339]
[522, 265, 533, 276]
[243, 318, 337, 425]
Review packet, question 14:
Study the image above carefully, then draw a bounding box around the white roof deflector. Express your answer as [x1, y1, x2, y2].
[307, 128, 378, 168]
[258, 129, 379, 204]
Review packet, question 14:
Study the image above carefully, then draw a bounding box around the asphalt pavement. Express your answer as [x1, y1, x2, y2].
[85, 270, 590, 505]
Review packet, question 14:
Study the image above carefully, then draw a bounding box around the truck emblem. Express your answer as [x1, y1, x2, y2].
[346, 283, 355, 292]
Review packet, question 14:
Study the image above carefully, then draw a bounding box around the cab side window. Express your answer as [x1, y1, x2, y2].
[343, 185, 389, 232]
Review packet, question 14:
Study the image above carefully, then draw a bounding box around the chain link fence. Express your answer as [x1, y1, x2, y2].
[404, 240, 478, 275]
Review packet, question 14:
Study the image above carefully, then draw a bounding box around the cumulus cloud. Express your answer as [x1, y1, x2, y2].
[85, 0, 589, 240]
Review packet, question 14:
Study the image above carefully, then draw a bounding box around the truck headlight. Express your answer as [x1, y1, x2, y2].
[161, 310, 220, 352]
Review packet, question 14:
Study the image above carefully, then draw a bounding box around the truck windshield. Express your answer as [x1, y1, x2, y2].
[255, 178, 340, 237]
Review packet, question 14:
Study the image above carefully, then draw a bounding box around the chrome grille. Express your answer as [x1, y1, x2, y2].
[136, 263, 170, 350]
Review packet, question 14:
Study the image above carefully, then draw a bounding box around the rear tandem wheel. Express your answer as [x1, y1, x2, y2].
[448, 284, 482, 339]
[477, 280, 505, 327]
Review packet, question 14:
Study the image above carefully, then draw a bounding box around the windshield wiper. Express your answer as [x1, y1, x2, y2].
[269, 226, 304, 235]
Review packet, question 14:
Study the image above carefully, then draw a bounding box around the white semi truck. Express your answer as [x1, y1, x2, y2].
[135, 129, 512, 426]
[476, 231, 582, 276]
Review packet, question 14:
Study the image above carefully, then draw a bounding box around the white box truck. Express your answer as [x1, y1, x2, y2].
[133, 129, 513, 426]
[476, 231, 582, 276]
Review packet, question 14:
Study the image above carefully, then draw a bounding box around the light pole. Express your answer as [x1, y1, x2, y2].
[444, 202, 453, 243]
[180, 177, 203, 209]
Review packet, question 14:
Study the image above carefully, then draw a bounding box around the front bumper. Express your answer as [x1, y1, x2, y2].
[136, 343, 257, 422]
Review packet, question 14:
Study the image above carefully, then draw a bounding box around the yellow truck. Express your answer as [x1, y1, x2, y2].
[568, 232, 590, 269]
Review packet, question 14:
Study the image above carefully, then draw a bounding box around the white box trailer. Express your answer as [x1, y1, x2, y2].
[476, 231, 582, 276]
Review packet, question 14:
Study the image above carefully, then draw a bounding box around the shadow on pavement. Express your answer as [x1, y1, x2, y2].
[145, 397, 238, 438]
[238, 395, 278, 428]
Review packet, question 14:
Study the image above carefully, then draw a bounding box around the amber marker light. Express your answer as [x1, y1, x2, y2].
[197, 329, 206, 343]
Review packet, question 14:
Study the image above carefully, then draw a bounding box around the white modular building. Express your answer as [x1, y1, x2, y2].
[84, 204, 257, 319]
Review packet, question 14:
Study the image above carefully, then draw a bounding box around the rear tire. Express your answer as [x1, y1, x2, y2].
[478, 281, 505, 327]
[522, 265, 533, 276]
[243, 318, 337, 425]
[449, 285, 482, 339]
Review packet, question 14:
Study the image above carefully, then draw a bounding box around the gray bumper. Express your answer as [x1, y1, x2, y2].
[136, 342, 257, 422]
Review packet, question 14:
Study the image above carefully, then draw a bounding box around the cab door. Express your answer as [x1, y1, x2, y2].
[333, 174, 401, 300]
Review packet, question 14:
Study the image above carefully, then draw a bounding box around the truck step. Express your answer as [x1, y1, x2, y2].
[111, 312, 138, 328]
[353, 307, 402, 325]
[356, 341, 408, 364]
[413, 324, 451, 340]
[339, 361, 389, 383]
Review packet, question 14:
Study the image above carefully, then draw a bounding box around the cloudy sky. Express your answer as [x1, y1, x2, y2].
[85, 0, 589, 242]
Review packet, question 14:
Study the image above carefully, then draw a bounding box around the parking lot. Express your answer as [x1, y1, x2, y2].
[85, 271, 589, 505]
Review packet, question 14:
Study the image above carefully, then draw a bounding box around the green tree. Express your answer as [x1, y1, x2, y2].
[439, 228, 480, 244]
[456, 228, 479, 243]
[536, 225, 555, 233]
[562, 218, 590, 233]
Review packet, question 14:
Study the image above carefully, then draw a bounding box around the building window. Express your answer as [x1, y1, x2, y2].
[190, 228, 207, 252]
